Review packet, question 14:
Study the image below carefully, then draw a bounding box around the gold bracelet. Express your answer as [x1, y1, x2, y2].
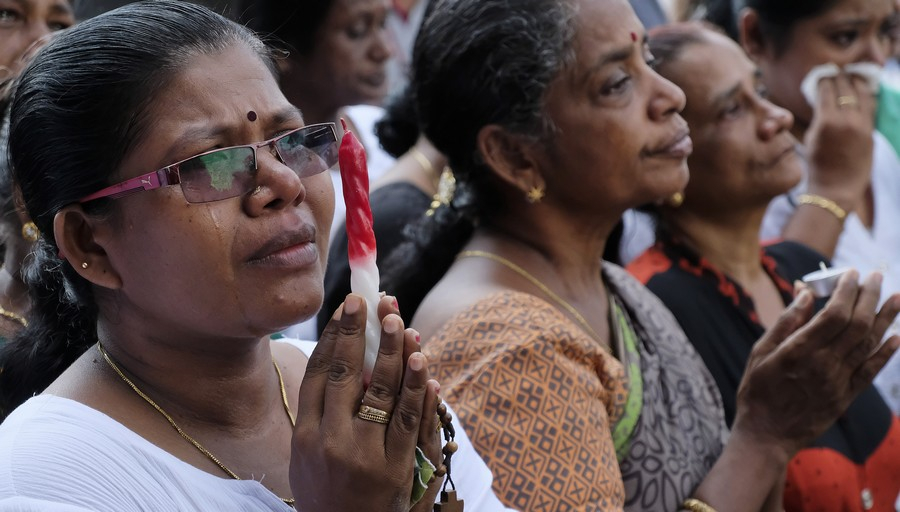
[796, 193, 847, 221]
[682, 498, 717, 512]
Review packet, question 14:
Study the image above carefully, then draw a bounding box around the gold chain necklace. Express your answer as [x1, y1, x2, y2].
[457, 250, 607, 347]
[0, 304, 26, 327]
[96, 342, 296, 506]
[0, 266, 27, 328]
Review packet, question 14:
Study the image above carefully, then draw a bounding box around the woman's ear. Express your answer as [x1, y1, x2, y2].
[53, 206, 122, 290]
[476, 124, 546, 201]
[739, 8, 767, 63]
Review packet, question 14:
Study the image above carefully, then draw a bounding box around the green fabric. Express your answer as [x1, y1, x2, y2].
[877, 83, 900, 156]
[411, 446, 436, 505]
[610, 300, 643, 461]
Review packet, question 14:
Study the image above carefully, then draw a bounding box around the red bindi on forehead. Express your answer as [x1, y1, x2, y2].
[631, 31, 637, 42]
[247, 110, 257, 122]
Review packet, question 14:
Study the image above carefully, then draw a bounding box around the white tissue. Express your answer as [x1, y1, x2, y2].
[799, 62, 882, 107]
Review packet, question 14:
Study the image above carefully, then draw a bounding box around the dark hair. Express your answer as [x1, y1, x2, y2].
[649, 22, 715, 73]
[380, 0, 577, 311]
[0, 0, 270, 418]
[0, 96, 15, 230]
[374, 85, 420, 159]
[238, 0, 334, 56]
[704, 0, 840, 53]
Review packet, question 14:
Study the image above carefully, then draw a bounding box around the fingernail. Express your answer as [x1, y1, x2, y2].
[393, 297, 399, 310]
[414, 332, 421, 344]
[796, 289, 812, 307]
[384, 315, 401, 334]
[344, 295, 361, 315]
[409, 353, 425, 371]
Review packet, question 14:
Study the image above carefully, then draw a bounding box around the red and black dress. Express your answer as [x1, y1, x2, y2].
[629, 236, 900, 512]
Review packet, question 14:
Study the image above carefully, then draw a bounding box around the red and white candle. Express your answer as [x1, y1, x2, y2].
[339, 119, 381, 383]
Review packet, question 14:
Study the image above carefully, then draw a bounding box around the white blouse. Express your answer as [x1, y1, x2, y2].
[0, 340, 514, 512]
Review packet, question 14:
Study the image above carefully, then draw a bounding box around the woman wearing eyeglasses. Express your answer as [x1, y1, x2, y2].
[0, 2, 511, 510]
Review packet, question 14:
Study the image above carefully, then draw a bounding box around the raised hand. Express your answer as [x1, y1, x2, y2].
[290, 294, 442, 511]
[805, 73, 876, 211]
[734, 271, 900, 459]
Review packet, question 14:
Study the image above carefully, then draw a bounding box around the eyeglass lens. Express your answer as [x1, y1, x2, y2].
[178, 124, 338, 203]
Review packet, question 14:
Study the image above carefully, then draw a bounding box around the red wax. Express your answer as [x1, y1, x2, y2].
[339, 119, 377, 263]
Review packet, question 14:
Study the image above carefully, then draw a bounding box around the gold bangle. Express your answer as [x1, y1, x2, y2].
[796, 193, 847, 221]
[682, 498, 717, 512]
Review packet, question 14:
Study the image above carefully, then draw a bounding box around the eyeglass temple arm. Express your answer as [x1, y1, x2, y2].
[79, 168, 181, 203]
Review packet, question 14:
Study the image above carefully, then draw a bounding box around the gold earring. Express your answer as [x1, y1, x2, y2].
[21, 221, 39, 242]
[667, 191, 684, 208]
[526, 186, 545, 204]
[81, 262, 89, 269]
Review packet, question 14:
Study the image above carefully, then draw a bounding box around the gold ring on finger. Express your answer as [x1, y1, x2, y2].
[358, 404, 391, 424]
[837, 95, 858, 108]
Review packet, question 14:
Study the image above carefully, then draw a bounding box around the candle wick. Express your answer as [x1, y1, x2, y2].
[819, 261, 828, 271]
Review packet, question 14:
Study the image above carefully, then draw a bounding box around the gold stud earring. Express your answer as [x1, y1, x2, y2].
[667, 191, 684, 208]
[21, 221, 39, 242]
[81, 262, 89, 269]
[526, 186, 545, 204]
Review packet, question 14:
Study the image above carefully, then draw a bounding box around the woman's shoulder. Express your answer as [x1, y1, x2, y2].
[0, 396, 154, 506]
[0, 395, 291, 511]
[417, 284, 585, 344]
[420, 288, 623, 376]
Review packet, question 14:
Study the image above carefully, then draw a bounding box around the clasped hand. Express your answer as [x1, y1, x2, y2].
[290, 294, 443, 511]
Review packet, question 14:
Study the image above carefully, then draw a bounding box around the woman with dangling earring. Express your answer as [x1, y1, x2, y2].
[0, 98, 36, 343]
[0, 0, 73, 343]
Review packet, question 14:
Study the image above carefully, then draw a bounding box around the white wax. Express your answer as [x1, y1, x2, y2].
[802, 266, 852, 298]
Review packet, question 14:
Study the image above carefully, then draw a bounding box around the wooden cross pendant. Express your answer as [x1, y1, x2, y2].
[434, 490, 464, 512]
